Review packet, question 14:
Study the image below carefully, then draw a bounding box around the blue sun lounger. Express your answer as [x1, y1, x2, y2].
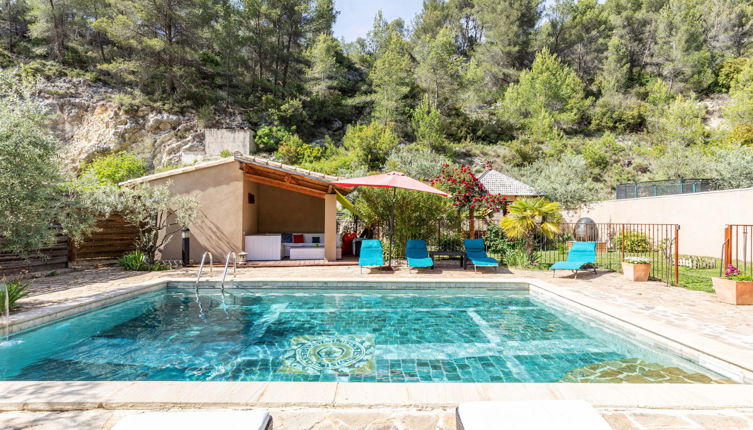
[550, 241, 597, 278]
[406, 239, 434, 270]
[359, 239, 385, 273]
[464, 238, 499, 272]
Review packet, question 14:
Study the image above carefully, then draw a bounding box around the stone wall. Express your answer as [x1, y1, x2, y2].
[37, 77, 249, 171]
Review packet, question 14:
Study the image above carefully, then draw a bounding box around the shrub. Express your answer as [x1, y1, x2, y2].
[255, 125, 295, 152]
[590, 92, 646, 133]
[219, 149, 233, 158]
[437, 233, 462, 252]
[624, 256, 651, 264]
[726, 122, 753, 146]
[118, 250, 149, 270]
[612, 231, 653, 253]
[724, 264, 753, 281]
[384, 144, 451, 180]
[275, 134, 324, 165]
[117, 251, 168, 271]
[81, 152, 146, 185]
[0, 280, 30, 313]
[343, 122, 399, 171]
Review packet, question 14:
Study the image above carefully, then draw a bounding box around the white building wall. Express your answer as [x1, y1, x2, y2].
[204, 129, 255, 156]
[565, 188, 753, 257]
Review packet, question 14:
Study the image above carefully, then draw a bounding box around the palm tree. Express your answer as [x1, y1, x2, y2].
[500, 197, 563, 262]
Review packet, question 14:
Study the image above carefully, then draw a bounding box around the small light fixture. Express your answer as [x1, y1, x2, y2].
[181, 227, 190, 267]
[238, 251, 248, 264]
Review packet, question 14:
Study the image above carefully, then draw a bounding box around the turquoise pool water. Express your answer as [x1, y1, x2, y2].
[0, 287, 731, 383]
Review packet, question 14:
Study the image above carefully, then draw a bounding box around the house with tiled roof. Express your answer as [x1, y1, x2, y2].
[477, 161, 538, 200]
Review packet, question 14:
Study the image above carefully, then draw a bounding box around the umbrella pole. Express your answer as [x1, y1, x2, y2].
[388, 187, 396, 268]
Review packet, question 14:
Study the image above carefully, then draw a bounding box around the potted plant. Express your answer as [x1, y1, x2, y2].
[712, 265, 753, 305]
[622, 256, 651, 282]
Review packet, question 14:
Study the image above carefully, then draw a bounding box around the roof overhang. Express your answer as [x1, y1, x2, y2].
[235, 154, 353, 199]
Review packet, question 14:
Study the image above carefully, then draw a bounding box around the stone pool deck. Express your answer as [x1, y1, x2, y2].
[2, 264, 753, 429]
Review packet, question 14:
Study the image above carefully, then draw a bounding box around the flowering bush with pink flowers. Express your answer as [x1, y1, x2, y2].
[723, 264, 753, 281]
[431, 164, 505, 218]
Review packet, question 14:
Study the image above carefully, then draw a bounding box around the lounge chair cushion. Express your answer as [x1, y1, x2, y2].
[112, 410, 271, 430]
[456, 400, 611, 430]
[359, 239, 385, 267]
[464, 239, 499, 266]
[550, 261, 591, 270]
[406, 240, 434, 268]
[467, 254, 499, 266]
[550, 242, 597, 271]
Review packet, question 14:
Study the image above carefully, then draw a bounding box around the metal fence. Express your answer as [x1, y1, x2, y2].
[616, 179, 713, 199]
[533, 223, 679, 284]
[722, 225, 753, 277]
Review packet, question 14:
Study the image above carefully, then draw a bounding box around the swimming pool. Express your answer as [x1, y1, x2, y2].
[0, 285, 735, 383]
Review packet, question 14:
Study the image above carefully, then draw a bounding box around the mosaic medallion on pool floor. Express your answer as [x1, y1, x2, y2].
[279, 335, 375, 375]
[560, 358, 736, 384]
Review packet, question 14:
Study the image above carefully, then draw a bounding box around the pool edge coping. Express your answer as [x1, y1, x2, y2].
[2, 276, 753, 412]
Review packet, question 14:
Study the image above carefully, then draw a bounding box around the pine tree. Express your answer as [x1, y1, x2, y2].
[370, 26, 414, 127]
[415, 27, 463, 112]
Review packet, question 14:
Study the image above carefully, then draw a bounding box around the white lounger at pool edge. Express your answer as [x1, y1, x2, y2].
[111, 410, 271, 430]
[456, 400, 612, 430]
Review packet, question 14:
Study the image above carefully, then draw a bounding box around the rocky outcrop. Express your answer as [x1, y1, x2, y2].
[36, 77, 247, 171]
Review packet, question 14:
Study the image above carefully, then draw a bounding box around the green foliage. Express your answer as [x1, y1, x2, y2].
[590, 92, 646, 133]
[219, 149, 233, 158]
[647, 88, 707, 145]
[255, 125, 296, 153]
[82, 152, 146, 185]
[710, 146, 753, 189]
[370, 26, 415, 127]
[275, 134, 324, 165]
[484, 224, 531, 267]
[0, 71, 111, 254]
[410, 96, 448, 153]
[500, 197, 563, 262]
[613, 231, 653, 253]
[502, 48, 591, 136]
[354, 187, 449, 259]
[0, 280, 30, 313]
[343, 122, 399, 171]
[117, 250, 168, 271]
[117, 183, 198, 264]
[384, 144, 451, 180]
[305, 33, 345, 98]
[518, 154, 601, 210]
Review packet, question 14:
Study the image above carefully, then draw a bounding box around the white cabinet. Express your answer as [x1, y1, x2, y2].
[290, 247, 326, 260]
[245, 235, 282, 260]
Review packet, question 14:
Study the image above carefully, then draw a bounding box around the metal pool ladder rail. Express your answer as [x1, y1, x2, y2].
[195, 251, 214, 291]
[220, 251, 237, 293]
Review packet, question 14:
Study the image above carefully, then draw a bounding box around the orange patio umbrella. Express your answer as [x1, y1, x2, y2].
[332, 172, 450, 268]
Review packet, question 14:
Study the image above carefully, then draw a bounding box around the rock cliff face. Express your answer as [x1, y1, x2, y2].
[37, 78, 245, 171]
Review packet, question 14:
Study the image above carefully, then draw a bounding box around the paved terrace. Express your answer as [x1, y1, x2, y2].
[2, 264, 753, 429]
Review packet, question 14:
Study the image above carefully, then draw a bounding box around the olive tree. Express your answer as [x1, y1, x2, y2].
[117, 182, 198, 264]
[0, 71, 112, 254]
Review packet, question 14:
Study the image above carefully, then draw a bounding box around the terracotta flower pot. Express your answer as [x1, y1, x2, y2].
[622, 262, 651, 282]
[712, 277, 753, 305]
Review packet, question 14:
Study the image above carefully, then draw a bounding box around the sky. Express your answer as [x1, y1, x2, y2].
[333, 0, 424, 42]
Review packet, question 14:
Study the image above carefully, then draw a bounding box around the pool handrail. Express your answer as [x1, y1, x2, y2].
[220, 251, 237, 293]
[195, 251, 214, 291]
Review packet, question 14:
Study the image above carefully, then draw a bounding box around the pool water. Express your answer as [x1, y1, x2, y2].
[0, 288, 733, 383]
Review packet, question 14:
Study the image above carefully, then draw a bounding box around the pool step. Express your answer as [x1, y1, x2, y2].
[456, 400, 611, 430]
[111, 410, 271, 430]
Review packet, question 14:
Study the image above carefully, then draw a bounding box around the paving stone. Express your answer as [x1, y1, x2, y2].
[629, 413, 696, 428]
[687, 414, 753, 429]
[602, 413, 641, 430]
